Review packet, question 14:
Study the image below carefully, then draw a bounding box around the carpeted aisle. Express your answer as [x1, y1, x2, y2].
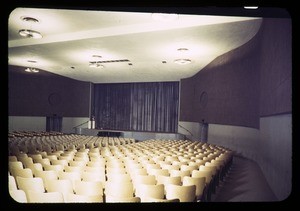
[211, 156, 278, 202]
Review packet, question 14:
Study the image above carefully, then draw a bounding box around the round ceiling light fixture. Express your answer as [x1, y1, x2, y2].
[19, 29, 43, 39]
[177, 48, 189, 52]
[19, 16, 42, 39]
[20, 16, 40, 23]
[174, 59, 192, 65]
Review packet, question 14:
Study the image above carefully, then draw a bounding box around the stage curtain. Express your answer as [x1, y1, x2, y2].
[46, 115, 62, 132]
[93, 82, 179, 133]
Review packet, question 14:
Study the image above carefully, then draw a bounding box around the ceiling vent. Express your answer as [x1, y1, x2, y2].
[97, 59, 130, 63]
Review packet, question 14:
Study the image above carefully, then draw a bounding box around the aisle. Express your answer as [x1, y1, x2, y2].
[211, 156, 278, 202]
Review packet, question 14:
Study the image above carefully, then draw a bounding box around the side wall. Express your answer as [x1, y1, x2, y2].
[179, 20, 261, 128]
[179, 18, 292, 201]
[8, 116, 90, 134]
[208, 114, 292, 201]
[8, 66, 91, 132]
[8, 66, 90, 117]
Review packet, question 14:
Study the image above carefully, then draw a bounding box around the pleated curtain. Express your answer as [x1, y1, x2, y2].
[93, 82, 179, 133]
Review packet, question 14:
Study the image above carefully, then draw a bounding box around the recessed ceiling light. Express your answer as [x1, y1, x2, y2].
[174, 59, 192, 65]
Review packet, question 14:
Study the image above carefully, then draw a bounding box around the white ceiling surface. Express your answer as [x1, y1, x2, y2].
[8, 8, 263, 83]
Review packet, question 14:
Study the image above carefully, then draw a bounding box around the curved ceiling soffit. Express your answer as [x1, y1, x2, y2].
[192, 18, 264, 73]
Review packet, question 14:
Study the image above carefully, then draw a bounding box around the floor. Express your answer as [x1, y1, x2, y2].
[211, 156, 278, 202]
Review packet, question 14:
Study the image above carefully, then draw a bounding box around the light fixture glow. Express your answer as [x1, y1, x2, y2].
[151, 13, 179, 22]
[174, 59, 192, 65]
[244, 6, 259, 9]
[19, 29, 43, 39]
[25, 67, 39, 73]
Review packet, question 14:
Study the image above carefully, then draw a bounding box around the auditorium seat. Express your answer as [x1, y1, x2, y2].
[106, 172, 131, 183]
[83, 166, 105, 173]
[35, 170, 58, 186]
[147, 168, 169, 178]
[9, 156, 18, 162]
[165, 184, 196, 202]
[66, 193, 103, 203]
[132, 174, 156, 185]
[105, 167, 127, 176]
[135, 183, 165, 201]
[45, 179, 74, 200]
[81, 171, 106, 183]
[43, 164, 64, 173]
[9, 189, 27, 203]
[42, 145, 52, 153]
[156, 175, 182, 186]
[18, 157, 33, 168]
[74, 155, 89, 161]
[74, 180, 103, 198]
[16, 153, 30, 161]
[33, 158, 51, 166]
[51, 159, 69, 166]
[16, 176, 45, 194]
[104, 181, 135, 199]
[9, 161, 24, 173]
[199, 165, 218, 193]
[169, 169, 190, 180]
[142, 197, 179, 203]
[58, 171, 81, 188]
[69, 160, 87, 167]
[27, 163, 44, 176]
[11, 168, 33, 178]
[180, 164, 199, 173]
[63, 165, 83, 173]
[28, 154, 43, 161]
[44, 154, 58, 161]
[8, 135, 234, 203]
[9, 175, 17, 191]
[182, 176, 206, 201]
[26, 190, 64, 203]
[90, 157, 106, 162]
[105, 196, 140, 203]
[159, 163, 180, 171]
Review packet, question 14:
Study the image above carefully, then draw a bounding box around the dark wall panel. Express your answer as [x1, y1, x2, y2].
[180, 23, 262, 128]
[259, 18, 292, 116]
[179, 78, 195, 121]
[180, 18, 292, 128]
[8, 66, 90, 117]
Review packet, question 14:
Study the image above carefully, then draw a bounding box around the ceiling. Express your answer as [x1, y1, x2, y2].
[8, 7, 263, 83]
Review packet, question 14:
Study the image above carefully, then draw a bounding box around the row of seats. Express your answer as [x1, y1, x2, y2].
[9, 134, 135, 155]
[9, 131, 64, 138]
[8, 136, 233, 203]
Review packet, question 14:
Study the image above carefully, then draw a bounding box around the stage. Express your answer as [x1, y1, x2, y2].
[78, 128, 185, 141]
